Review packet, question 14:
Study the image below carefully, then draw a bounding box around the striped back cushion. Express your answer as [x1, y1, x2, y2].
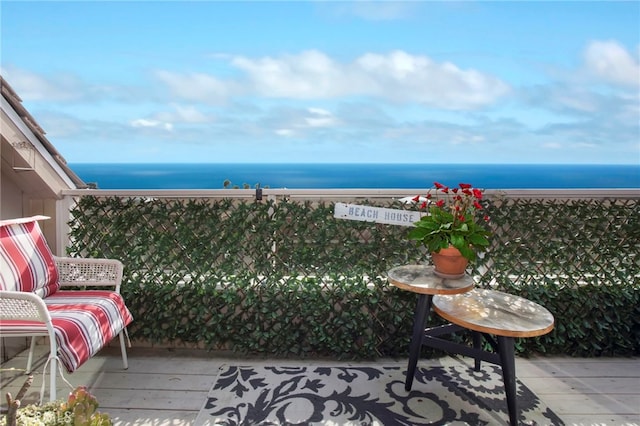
[0, 216, 60, 297]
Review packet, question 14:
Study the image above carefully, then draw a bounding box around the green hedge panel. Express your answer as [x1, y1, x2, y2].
[66, 195, 640, 358]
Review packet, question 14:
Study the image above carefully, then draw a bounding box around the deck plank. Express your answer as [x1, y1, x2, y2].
[106, 409, 197, 426]
[529, 392, 639, 415]
[523, 376, 640, 395]
[2, 346, 639, 426]
[517, 356, 639, 377]
[96, 389, 205, 411]
[91, 372, 215, 391]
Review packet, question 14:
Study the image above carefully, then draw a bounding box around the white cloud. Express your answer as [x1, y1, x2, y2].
[130, 119, 173, 131]
[451, 133, 485, 145]
[257, 107, 338, 140]
[584, 40, 640, 87]
[317, 1, 419, 21]
[154, 70, 236, 103]
[572, 142, 597, 149]
[304, 108, 337, 128]
[1, 66, 85, 101]
[355, 51, 511, 108]
[154, 104, 214, 124]
[552, 89, 598, 113]
[230, 50, 350, 99]
[33, 111, 82, 138]
[275, 129, 295, 137]
[542, 142, 562, 149]
[2, 66, 154, 104]
[229, 50, 510, 110]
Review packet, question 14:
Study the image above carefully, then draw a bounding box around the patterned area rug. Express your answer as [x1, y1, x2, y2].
[195, 361, 563, 426]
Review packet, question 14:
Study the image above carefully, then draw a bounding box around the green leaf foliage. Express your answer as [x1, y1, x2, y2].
[407, 183, 491, 261]
[66, 194, 640, 358]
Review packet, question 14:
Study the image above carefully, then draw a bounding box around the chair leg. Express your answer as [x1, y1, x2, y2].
[49, 356, 57, 402]
[26, 336, 37, 373]
[119, 331, 129, 369]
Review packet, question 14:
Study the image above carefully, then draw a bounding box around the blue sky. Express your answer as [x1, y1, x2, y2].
[1, 1, 639, 164]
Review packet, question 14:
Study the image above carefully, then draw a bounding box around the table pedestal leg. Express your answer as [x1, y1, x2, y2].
[498, 336, 518, 426]
[472, 331, 482, 371]
[405, 294, 432, 391]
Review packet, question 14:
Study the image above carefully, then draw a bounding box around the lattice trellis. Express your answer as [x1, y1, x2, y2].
[477, 198, 639, 286]
[66, 194, 640, 357]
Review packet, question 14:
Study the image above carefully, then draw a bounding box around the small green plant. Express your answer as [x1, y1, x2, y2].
[2, 382, 111, 426]
[407, 182, 491, 261]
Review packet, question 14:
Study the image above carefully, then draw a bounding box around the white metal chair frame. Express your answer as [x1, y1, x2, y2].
[0, 256, 130, 401]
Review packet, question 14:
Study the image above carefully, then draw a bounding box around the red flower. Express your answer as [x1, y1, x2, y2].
[412, 195, 420, 202]
[420, 201, 428, 209]
[410, 181, 491, 260]
[484, 215, 490, 222]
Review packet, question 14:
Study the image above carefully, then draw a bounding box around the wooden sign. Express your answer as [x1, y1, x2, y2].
[333, 202, 425, 227]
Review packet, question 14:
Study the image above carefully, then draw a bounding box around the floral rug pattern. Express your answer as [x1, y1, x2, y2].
[195, 362, 563, 425]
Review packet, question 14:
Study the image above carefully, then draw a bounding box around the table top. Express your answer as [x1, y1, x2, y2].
[387, 264, 475, 295]
[433, 288, 555, 338]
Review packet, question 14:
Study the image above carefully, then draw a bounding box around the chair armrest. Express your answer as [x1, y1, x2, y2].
[0, 290, 52, 323]
[54, 256, 124, 292]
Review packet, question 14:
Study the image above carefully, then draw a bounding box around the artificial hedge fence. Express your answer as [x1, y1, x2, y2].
[66, 194, 640, 358]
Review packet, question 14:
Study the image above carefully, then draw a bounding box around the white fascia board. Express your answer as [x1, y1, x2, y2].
[0, 96, 76, 188]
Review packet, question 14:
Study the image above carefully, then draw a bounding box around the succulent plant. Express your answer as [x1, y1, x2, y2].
[2, 383, 112, 426]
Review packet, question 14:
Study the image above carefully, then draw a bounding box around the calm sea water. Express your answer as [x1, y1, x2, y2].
[69, 163, 640, 190]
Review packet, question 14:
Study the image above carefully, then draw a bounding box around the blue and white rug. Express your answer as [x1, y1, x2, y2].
[195, 361, 562, 425]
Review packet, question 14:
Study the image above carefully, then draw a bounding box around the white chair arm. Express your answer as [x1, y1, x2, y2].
[0, 290, 51, 324]
[54, 256, 124, 292]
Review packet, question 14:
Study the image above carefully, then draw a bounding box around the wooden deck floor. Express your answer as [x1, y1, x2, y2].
[1, 345, 638, 425]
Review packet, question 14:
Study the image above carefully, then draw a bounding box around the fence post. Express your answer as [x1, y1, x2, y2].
[55, 194, 75, 256]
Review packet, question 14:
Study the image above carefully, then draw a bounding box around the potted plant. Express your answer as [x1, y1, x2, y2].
[407, 182, 491, 277]
[2, 376, 112, 426]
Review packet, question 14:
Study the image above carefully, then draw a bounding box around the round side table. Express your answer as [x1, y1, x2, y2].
[387, 264, 474, 390]
[387, 264, 474, 295]
[433, 289, 554, 426]
[388, 265, 555, 426]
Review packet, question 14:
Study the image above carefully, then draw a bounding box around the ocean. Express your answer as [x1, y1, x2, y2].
[69, 163, 640, 190]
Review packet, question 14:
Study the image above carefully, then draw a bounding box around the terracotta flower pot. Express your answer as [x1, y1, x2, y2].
[431, 246, 468, 278]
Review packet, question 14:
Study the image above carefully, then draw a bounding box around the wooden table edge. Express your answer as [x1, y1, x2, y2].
[388, 278, 475, 295]
[433, 305, 555, 338]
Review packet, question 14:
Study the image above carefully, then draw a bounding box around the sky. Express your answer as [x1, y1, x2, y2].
[1, 1, 639, 165]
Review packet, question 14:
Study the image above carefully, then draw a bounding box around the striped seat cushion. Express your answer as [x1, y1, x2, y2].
[0, 216, 59, 297]
[0, 290, 133, 373]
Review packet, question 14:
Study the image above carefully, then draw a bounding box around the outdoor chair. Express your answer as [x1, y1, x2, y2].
[0, 215, 133, 401]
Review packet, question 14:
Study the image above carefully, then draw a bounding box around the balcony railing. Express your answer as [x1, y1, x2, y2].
[57, 188, 640, 358]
